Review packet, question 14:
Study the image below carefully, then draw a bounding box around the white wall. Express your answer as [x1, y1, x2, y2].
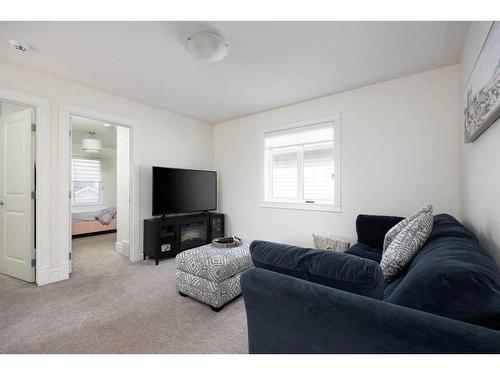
[0, 59, 213, 282]
[71, 143, 117, 213]
[116, 126, 130, 256]
[213, 65, 462, 248]
[460, 22, 500, 263]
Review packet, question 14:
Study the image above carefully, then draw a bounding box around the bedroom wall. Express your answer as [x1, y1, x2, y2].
[71, 143, 117, 213]
[0, 58, 213, 283]
[213, 65, 462, 248]
[459, 21, 500, 264]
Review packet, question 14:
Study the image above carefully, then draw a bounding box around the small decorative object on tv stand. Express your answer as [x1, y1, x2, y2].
[212, 236, 242, 248]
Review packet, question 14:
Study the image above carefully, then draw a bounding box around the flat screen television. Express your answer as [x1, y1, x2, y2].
[152, 166, 217, 216]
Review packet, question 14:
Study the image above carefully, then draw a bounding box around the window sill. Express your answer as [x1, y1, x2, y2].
[260, 201, 342, 212]
[71, 205, 106, 213]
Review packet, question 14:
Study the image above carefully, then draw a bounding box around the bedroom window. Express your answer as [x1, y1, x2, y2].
[72, 157, 103, 205]
[262, 116, 341, 212]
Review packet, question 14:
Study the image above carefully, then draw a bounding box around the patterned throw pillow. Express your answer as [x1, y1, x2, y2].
[382, 204, 433, 252]
[95, 207, 117, 225]
[312, 234, 350, 252]
[380, 207, 433, 283]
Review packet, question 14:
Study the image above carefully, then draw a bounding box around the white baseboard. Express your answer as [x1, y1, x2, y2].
[36, 267, 51, 286]
[50, 268, 60, 283]
[131, 248, 143, 262]
[115, 240, 130, 257]
[58, 262, 70, 281]
[36, 265, 69, 286]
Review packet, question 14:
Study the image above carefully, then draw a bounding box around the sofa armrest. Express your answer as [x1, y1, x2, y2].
[356, 214, 404, 249]
[241, 268, 500, 353]
[250, 240, 384, 299]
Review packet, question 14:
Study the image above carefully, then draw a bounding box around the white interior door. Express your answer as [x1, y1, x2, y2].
[0, 108, 35, 282]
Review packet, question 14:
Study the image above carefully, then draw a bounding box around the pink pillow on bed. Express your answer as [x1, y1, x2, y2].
[95, 208, 117, 225]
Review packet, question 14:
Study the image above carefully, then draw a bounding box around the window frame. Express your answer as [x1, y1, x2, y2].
[261, 115, 341, 212]
[71, 155, 104, 207]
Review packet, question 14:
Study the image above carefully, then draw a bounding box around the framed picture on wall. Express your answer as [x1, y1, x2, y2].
[464, 21, 500, 143]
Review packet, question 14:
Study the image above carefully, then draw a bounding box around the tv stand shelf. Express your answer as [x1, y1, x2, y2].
[143, 212, 225, 265]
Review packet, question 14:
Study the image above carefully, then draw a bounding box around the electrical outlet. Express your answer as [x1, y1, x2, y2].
[161, 244, 171, 252]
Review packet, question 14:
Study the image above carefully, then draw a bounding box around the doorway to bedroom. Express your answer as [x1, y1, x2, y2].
[69, 115, 130, 275]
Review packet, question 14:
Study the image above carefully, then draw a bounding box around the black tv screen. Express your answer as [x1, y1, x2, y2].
[152, 166, 217, 216]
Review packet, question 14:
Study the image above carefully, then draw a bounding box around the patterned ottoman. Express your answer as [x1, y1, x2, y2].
[175, 240, 253, 311]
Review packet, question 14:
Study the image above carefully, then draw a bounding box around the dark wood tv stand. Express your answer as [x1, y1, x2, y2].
[143, 212, 225, 265]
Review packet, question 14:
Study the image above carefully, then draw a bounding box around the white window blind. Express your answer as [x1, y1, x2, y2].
[264, 122, 334, 149]
[72, 158, 103, 182]
[264, 119, 339, 209]
[271, 147, 299, 199]
[72, 157, 103, 205]
[303, 142, 334, 201]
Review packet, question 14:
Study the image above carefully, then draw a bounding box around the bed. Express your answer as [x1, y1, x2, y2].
[72, 210, 117, 237]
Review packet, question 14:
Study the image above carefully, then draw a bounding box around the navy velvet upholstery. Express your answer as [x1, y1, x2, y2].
[241, 268, 500, 353]
[356, 214, 404, 249]
[250, 240, 384, 299]
[385, 214, 500, 330]
[345, 243, 382, 263]
[241, 213, 500, 353]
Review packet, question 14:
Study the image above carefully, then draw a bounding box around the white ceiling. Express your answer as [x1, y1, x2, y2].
[0, 22, 469, 123]
[71, 115, 117, 148]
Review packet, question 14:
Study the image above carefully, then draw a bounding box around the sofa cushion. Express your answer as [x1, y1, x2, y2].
[345, 243, 382, 263]
[383, 276, 404, 299]
[356, 214, 404, 249]
[250, 240, 385, 299]
[380, 206, 434, 283]
[386, 214, 500, 330]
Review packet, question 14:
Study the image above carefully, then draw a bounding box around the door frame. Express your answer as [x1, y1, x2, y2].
[59, 105, 140, 272]
[0, 88, 51, 286]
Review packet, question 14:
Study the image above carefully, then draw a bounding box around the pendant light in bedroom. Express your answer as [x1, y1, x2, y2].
[81, 131, 102, 153]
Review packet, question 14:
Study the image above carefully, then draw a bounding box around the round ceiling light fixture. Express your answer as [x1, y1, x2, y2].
[81, 132, 102, 153]
[9, 39, 31, 53]
[186, 31, 229, 62]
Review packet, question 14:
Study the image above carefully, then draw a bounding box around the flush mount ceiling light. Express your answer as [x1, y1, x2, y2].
[9, 39, 31, 52]
[186, 31, 229, 62]
[81, 132, 102, 153]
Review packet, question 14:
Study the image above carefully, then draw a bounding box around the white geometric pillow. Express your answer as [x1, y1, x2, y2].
[382, 204, 433, 252]
[312, 234, 350, 252]
[380, 207, 434, 283]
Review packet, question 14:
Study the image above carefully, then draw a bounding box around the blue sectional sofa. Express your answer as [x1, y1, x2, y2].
[241, 214, 500, 353]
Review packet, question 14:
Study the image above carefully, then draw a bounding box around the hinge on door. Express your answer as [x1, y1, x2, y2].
[31, 191, 36, 199]
[31, 123, 36, 132]
[31, 258, 36, 267]
[69, 252, 72, 260]
[69, 190, 72, 199]
[69, 129, 72, 137]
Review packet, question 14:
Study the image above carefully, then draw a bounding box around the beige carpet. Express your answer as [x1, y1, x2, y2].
[0, 233, 248, 353]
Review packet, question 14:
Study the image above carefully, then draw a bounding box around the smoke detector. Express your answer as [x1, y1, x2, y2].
[9, 40, 31, 52]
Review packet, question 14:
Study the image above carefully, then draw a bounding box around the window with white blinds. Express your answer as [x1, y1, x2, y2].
[72, 157, 103, 205]
[263, 118, 340, 210]
[271, 147, 299, 199]
[303, 143, 334, 201]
